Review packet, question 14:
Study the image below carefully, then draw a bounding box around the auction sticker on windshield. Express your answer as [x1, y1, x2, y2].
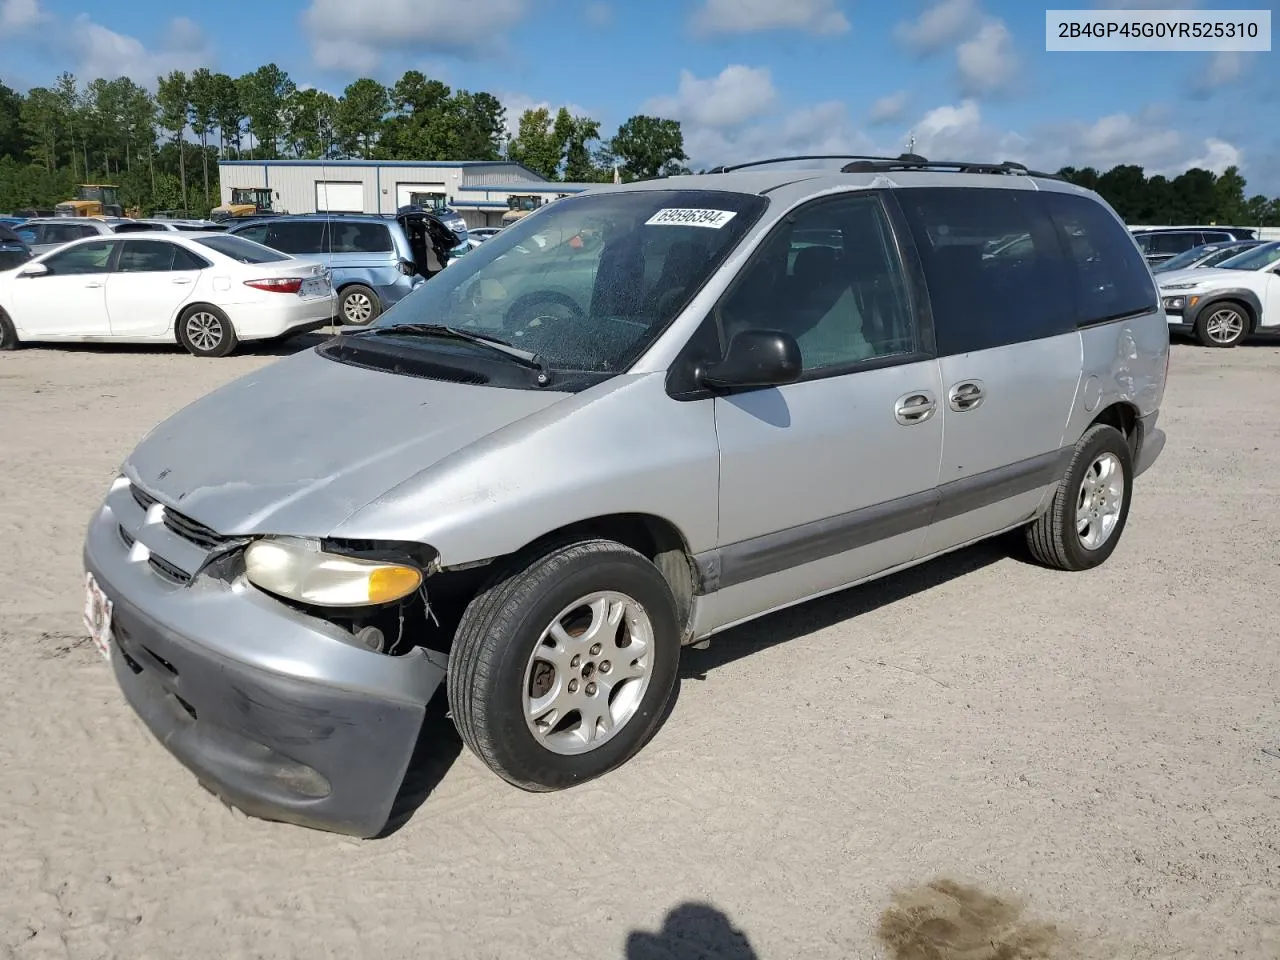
[645, 208, 738, 229]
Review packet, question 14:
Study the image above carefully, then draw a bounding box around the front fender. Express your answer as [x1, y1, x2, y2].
[329, 372, 721, 564]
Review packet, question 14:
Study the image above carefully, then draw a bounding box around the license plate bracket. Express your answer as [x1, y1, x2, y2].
[83, 573, 114, 662]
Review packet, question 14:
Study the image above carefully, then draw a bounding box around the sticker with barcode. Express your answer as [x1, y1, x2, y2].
[645, 208, 738, 229]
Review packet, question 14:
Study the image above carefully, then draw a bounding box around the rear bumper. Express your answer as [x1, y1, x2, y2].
[1135, 411, 1165, 479]
[233, 292, 338, 340]
[83, 492, 445, 837]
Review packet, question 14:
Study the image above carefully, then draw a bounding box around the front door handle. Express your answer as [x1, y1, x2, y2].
[948, 380, 986, 412]
[894, 391, 937, 425]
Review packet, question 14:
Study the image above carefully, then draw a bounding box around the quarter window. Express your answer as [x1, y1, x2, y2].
[1041, 192, 1158, 325]
[41, 240, 115, 275]
[716, 192, 917, 373]
[896, 187, 1073, 355]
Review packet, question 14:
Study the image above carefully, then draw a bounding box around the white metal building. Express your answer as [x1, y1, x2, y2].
[217, 159, 601, 229]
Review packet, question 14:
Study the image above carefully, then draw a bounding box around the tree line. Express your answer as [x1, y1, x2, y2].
[0, 65, 691, 216]
[1, 63, 1278, 226]
[1058, 164, 1280, 228]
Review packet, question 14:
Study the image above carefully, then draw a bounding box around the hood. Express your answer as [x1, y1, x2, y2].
[123, 346, 567, 537]
[1157, 266, 1238, 288]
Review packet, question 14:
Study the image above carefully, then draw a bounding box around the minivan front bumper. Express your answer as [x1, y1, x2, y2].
[83, 491, 446, 838]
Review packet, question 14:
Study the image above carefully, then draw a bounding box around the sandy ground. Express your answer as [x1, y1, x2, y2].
[1, 334, 1278, 960]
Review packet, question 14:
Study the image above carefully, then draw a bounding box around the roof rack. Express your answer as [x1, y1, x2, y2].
[704, 154, 906, 174]
[703, 153, 1065, 182]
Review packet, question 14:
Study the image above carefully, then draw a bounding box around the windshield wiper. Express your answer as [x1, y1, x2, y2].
[350, 323, 551, 383]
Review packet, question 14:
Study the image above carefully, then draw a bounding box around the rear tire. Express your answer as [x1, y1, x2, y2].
[1025, 423, 1133, 571]
[1195, 301, 1249, 347]
[339, 285, 381, 326]
[177, 305, 238, 358]
[447, 539, 681, 791]
[0, 309, 19, 350]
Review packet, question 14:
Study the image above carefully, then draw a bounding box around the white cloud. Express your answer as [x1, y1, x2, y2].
[63, 14, 213, 85]
[303, 0, 528, 72]
[682, 101, 878, 170]
[956, 19, 1019, 95]
[0, 0, 42, 31]
[690, 0, 850, 36]
[644, 66, 778, 130]
[894, 0, 979, 54]
[1184, 138, 1241, 174]
[868, 91, 910, 125]
[1192, 51, 1252, 94]
[584, 2, 612, 27]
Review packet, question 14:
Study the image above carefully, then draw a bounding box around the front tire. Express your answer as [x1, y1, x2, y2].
[339, 285, 381, 326]
[1195, 302, 1249, 347]
[1025, 423, 1133, 571]
[447, 539, 681, 791]
[0, 308, 19, 350]
[177, 305, 238, 358]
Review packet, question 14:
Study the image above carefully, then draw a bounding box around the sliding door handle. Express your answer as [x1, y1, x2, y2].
[895, 392, 937, 425]
[948, 380, 986, 412]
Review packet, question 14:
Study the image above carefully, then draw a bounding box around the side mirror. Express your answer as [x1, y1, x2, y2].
[18, 261, 48, 278]
[698, 329, 802, 390]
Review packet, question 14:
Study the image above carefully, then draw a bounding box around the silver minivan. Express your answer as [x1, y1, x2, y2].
[82, 158, 1169, 837]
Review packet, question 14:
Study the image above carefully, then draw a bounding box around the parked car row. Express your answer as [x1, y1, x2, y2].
[1131, 225, 1258, 266]
[1157, 240, 1280, 346]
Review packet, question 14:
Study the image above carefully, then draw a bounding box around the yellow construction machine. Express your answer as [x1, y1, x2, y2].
[55, 185, 124, 218]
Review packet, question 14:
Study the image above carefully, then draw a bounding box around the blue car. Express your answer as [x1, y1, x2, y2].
[0, 224, 33, 272]
[227, 211, 460, 325]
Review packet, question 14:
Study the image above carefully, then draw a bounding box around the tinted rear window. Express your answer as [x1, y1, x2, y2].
[1041, 192, 1158, 325]
[1148, 232, 1199, 255]
[264, 220, 327, 254]
[896, 187, 1073, 355]
[195, 234, 289, 264]
[329, 221, 393, 254]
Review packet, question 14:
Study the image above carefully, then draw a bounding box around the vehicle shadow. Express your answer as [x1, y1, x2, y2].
[377, 688, 463, 838]
[680, 538, 1008, 678]
[20, 329, 335, 359]
[384, 539, 1010, 835]
[626, 902, 759, 960]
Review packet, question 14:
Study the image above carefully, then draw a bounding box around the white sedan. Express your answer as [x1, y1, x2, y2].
[0, 231, 336, 357]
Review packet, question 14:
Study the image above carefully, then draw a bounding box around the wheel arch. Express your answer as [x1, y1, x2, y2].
[173, 300, 231, 337]
[1192, 289, 1261, 332]
[449, 512, 699, 642]
[1089, 400, 1141, 459]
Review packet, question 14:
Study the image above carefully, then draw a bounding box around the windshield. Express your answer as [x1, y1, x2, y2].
[1154, 244, 1220, 273]
[367, 189, 767, 378]
[1217, 242, 1280, 271]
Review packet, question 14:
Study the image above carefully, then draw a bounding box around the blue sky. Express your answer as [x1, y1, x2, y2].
[2, 0, 1277, 193]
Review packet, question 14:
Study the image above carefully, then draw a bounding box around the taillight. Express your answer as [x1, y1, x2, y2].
[245, 277, 303, 293]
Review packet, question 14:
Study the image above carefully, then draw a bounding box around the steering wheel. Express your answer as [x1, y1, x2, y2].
[503, 290, 586, 334]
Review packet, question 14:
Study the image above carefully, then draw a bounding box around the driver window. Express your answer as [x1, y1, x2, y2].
[717, 193, 916, 372]
[42, 240, 115, 275]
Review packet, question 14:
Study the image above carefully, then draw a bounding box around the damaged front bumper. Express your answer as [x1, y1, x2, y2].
[83, 481, 446, 838]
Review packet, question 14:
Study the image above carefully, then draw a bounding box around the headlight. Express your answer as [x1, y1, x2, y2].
[1161, 282, 1200, 291]
[244, 537, 423, 607]
[1162, 296, 1185, 310]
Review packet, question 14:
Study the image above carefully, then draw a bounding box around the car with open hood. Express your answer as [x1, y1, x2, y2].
[82, 155, 1169, 837]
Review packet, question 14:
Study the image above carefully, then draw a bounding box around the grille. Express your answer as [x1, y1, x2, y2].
[131, 484, 158, 511]
[162, 508, 227, 550]
[118, 525, 136, 548]
[148, 555, 192, 585]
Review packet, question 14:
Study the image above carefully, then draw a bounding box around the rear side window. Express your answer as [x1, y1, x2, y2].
[113, 222, 154, 234]
[1040, 192, 1158, 326]
[116, 239, 180, 272]
[1149, 232, 1198, 255]
[195, 234, 289, 264]
[896, 187, 1073, 355]
[330, 221, 393, 254]
[264, 220, 327, 254]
